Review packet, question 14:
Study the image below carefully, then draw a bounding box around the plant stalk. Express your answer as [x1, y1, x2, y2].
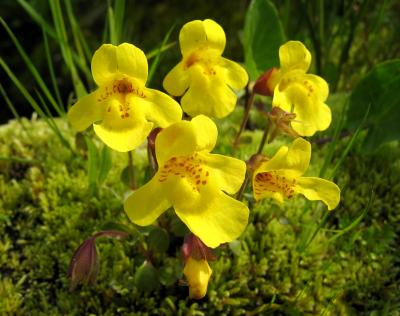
[127, 151, 136, 190]
[233, 87, 255, 150]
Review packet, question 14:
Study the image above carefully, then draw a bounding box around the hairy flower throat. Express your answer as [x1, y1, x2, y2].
[158, 153, 210, 192]
[97, 78, 147, 119]
[254, 171, 296, 199]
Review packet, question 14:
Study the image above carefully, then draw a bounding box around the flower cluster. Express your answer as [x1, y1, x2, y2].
[68, 19, 340, 299]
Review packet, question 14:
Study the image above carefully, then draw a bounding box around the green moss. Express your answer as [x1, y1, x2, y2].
[0, 118, 399, 315]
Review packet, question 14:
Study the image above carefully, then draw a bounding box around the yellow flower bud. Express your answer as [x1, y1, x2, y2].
[183, 257, 212, 299]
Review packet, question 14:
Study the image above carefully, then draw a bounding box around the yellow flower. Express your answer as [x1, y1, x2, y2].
[124, 115, 249, 248]
[163, 19, 248, 118]
[252, 138, 340, 210]
[183, 257, 212, 299]
[68, 43, 182, 152]
[269, 41, 331, 136]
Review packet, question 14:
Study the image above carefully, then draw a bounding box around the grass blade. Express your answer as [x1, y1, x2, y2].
[16, 0, 57, 39]
[0, 17, 65, 117]
[113, 0, 125, 43]
[42, 28, 63, 110]
[298, 106, 371, 252]
[107, 0, 126, 45]
[146, 42, 176, 60]
[319, 100, 348, 178]
[64, 0, 92, 81]
[17, 0, 92, 86]
[328, 103, 370, 180]
[107, 5, 117, 45]
[0, 82, 30, 135]
[148, 24, 176, 86]
[49, 0, 87, 98]
[0, 57, 72, 152]
[328, 191, 373, 243]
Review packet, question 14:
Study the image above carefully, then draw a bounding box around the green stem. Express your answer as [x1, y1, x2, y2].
[127, 151, 136, 190]
[256, 120, 270, 155]
[236, 171, 250, 201]
[147, 141, 157, 176]
[236, 118, 271, 201]
[233, 87, 255, 150]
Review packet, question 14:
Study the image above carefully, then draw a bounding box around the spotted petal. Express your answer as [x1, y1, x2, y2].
[274, 79, 331, 136]
[181, 64, 238, 118]
[91, 93, 153, 151]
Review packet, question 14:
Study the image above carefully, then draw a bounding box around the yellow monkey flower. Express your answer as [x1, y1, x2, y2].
[163, 19, 248, 118]
[183, 257, 212, 299]
[268, 41, 331, 136]
[252, 138, 340, 210]
[124, 115, 249, 248]
[68, 43, 182, 152]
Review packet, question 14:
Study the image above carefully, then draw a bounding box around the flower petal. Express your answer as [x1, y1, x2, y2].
[155, 115, 217, 166]
[273, 78, 331, 136]
[303, 73, 329, 101]
[142, 88, 182, 127]
[279, 41, 311, 72]
[93, 119, 153, 152]
[191, 115, 218, 152]
[183, 258, 212, 299]
[68, 90, 106, 131]
[92, 43, 148, 86]
[296, 177, 340, 210]
[221, 57, 248, 90]
[163, 61, 190, 96]
[256, 138, 311, 176]
[180, 19, 226, 56]
[124, 177, 171, 226]
[203, 153, 246, 194]
[292, 101, 331, 136]
[175, 192, 249, 248]
[253, 180, 285, 204]
[181, 64, 238, 118]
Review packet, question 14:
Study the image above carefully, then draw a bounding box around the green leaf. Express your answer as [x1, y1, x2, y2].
[346, 59, 400, 151]
[169, 214, 189, 237]
[134, 261, 159, 292]
[120, 166, 130, 187]
[97, 145, 112, 186]
[147, 227, 169, 253]
[84, 136, 99, 194]
[243, 0, 286, 80]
